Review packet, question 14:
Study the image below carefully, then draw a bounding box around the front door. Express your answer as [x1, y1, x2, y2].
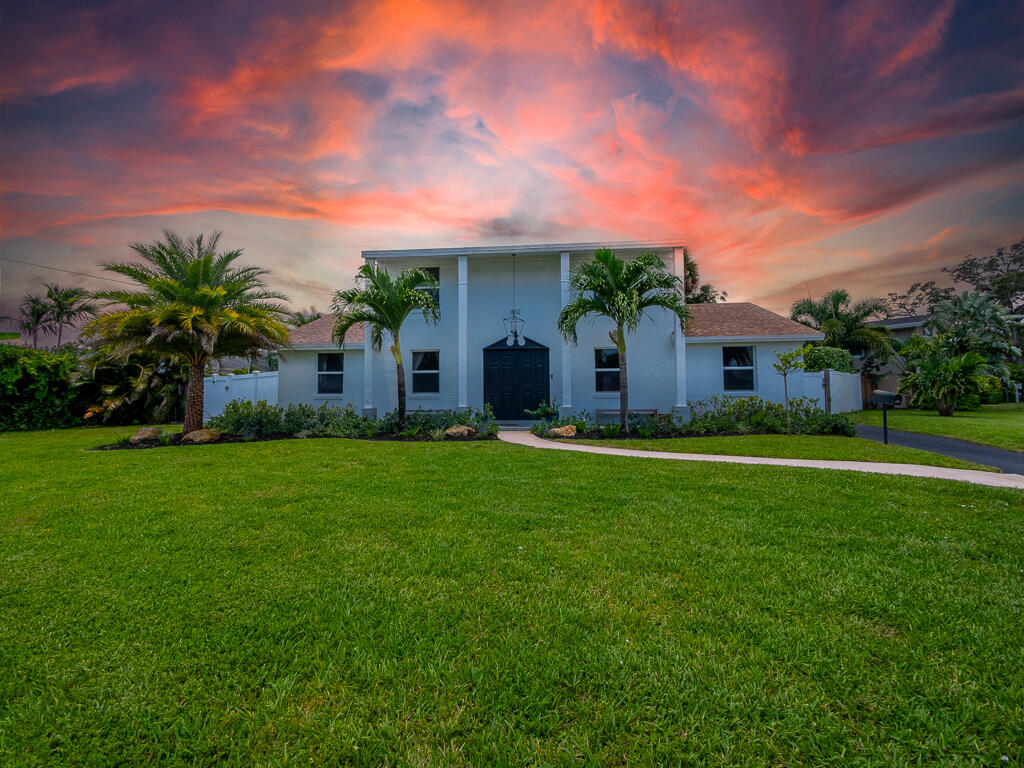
[483, 338, 550, 420]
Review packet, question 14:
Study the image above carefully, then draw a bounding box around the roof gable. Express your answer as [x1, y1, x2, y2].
[287, 315, 363, 346]
[686, 303, 823, 339]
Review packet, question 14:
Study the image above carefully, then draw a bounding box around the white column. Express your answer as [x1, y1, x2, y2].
[560, 251, 573, 413]
[673, 248, 687, 410]
[363, 329, 375, 415]
[457, 255, 468, 409]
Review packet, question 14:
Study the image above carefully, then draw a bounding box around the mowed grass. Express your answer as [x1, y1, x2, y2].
[571, 434, 997, 471]
[851, 404, 1024, 453]
[1, 427, 1022, 766]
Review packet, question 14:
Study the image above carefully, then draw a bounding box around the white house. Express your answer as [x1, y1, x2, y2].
[277, 242, 836, 420]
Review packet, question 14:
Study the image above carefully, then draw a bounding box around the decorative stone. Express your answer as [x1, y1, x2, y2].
[549, 424, 577, 437]
[181, 428, 221, 444]
[129, 427, 161, 443]
[444, 424, 476, 439]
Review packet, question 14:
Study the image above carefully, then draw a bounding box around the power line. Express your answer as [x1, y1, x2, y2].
[0, 256, 137, 287]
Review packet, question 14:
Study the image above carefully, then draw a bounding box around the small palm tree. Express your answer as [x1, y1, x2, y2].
[899, 336, 991, 416]
[331, 263, 439, 428]
[790, 289, 892, 358]
[2, 295, 54, 348]
[84, 230, 291, 434]
[44, 283, 97, 346]
[557, 248, 691, 432]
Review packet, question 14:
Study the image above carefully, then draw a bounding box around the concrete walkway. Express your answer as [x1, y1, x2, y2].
[497, 430, 1024, 490]
[855, 425, 1024, 475]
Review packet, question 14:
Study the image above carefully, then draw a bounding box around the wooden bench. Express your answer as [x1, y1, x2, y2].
[596, 408, 657, 423]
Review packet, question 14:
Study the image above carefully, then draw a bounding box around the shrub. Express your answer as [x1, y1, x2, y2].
[0, 345, 84, 431]
[685, 394, 855, 437]
[523, 400, 560, 422]
[206, 399, 284, 437]
[603, 423, 622, 438]
[803, 346, 856, 373]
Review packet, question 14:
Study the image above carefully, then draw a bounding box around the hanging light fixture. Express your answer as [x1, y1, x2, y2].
[503, 253, 526, 345]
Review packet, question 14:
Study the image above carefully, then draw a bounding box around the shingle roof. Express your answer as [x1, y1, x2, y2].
[284, 303, 819, 346]
[686, 303, 823, 338]
[287, 315, 363, 345]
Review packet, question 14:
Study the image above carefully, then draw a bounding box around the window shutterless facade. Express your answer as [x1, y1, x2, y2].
[722, 346, 755, 391]
[594, 348, 620, 392]
[411, 350, 440, 393]
[317, 353, 344, 394]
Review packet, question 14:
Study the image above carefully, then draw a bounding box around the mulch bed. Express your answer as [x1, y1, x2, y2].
[93, 432, 497, 450]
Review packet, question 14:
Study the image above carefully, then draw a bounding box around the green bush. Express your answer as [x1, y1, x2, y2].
[803, 346, 856, 373]
[685, 395, 855, 437]
[206, 400, 284, 437]
[0, 345, 85, 431]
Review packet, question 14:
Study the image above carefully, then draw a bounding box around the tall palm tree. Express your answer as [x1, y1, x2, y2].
[557, 248, 691, 432]
[790, 289, 892, 357]
[2, 294, 54, 348]
[84, 230, 291, 434]
[331, 263, 439, 428]
[44, 283, 97, 346]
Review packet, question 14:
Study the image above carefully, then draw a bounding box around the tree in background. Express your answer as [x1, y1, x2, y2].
[925, 292, 1021, 389]
[682, 248, 726, 304]
[331, 263, 439, 429]
[558, 248, 691, 432]
[882, 281, 954, 318]
[74, 348, 189, 425]
[943, 237, 1023, 313]
[84, 230, 291, 434]
[790, 289, 892, 358]
[289, 307, 323, 326]
[1, 295, 54, 348]
[772, 345, 809, 435]
[44, 283, 97, 346]
[898, 337, 993, 416]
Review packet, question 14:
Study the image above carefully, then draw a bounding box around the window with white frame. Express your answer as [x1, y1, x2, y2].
[411, 350, 440, 393]
[722, 346, 755, 391]
[594, 348, 620, 392]
[317, 353, 344, 394]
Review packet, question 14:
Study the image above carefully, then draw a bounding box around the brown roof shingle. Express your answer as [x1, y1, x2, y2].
[686, 303, 822, 338]
[287, 315, 363, 345]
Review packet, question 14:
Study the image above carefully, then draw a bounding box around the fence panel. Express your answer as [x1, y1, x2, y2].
[203, 372, 279, 419]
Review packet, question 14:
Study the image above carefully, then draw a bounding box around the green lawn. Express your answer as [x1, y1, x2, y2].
[851, 403, 1024, 453]
[1, 427, 1022, 766]
[571, 434, 997, 471]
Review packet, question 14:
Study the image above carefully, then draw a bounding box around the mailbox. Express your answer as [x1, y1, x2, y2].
[872, 390, 902, 408]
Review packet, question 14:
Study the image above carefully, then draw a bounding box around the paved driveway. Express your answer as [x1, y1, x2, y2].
[855, 425, 1024, 474]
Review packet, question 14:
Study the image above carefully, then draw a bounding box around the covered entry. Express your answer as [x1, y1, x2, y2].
[483, 338, 550, 419]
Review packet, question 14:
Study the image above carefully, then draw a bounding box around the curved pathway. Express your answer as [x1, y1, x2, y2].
[497, 430, 1024, 490]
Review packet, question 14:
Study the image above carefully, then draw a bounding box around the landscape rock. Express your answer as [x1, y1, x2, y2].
[181, 428, 221, 444]
[444, 424, 476, 439]
[549, 424, 577, 437]
[129, 427, 162, 443]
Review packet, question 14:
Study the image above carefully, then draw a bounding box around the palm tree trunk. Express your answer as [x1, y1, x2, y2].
[184, 363, 205, 434]
[56, 322, 65, 347]
[783, 374, 791, 435]
[392, 337, 406, 429]
[617, 325, 629, 433]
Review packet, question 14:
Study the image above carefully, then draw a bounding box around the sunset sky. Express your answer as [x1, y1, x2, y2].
[1, 0, 1022, 319]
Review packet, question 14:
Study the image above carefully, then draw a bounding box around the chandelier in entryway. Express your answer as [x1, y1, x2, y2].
[504, 253, 526, 346]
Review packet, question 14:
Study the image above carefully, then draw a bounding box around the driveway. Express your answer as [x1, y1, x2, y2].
[855, 425, 1024, 474]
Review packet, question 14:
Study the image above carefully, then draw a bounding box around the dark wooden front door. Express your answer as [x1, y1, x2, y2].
[483, 338, 550, 420]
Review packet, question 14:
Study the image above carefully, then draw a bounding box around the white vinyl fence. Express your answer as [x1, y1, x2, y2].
[794, 370, 862, 413]
[204, 371, 279, 419]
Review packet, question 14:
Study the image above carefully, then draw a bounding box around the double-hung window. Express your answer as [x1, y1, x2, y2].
[411, 350, 440, 394]
[722, 346, 755, 391]
[594, 348, 620, 392]
[317, 353, 344, 394]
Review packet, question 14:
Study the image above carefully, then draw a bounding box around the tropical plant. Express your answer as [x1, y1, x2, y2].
[2, 294, 54, 348]
[289, 307, 323, 326]
[925, 292, 1021, 375]
[43, 283, 97, 346]
[790, 289, 892, 359]
[803, 346, 855, 373]
[331, 263, 439, 429]
[557, 248, 691, 431]
[682, 248, 726, 304]
[898, 336, 991, 416]
[83, 230, 291, 434]
[73, 347, 188, 425]
[772, 346, 809, 435]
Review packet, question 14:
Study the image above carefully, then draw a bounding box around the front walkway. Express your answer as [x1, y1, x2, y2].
[497, 430, 1024, 490]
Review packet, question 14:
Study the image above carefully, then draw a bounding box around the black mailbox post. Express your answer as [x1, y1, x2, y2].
[871, 390, 903, 444]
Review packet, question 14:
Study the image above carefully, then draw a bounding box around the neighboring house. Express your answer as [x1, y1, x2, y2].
[866, 314, 932, 393]
[277, 242, 834, 420]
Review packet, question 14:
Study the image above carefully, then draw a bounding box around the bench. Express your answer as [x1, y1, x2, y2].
[596, 408, 658, 424]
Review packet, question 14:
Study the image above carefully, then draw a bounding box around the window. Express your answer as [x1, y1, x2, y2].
[411, 350, 440, 393]
[723, 346, 755, 391]
[317, 353, 344, 394]
[416, 267, 440, 304]
[594, 348, 620, 392]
